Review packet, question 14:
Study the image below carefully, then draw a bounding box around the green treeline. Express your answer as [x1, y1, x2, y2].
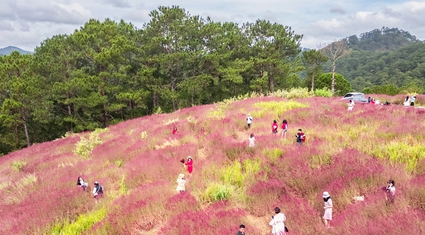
[0, 6, 305, 154]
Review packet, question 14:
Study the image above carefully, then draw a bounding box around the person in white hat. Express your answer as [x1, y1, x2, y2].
[246, 114, 253, 129]
[322, 191, 333, 229]
[176, 174, 187, 193]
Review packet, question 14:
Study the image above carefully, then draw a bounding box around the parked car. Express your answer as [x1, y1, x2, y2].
[341, 92, 368, 103]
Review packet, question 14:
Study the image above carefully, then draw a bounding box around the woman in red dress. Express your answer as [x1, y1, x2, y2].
[185, 156, 193, 175]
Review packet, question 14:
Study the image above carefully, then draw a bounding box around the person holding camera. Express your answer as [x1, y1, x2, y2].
[269, 207, 287, 235]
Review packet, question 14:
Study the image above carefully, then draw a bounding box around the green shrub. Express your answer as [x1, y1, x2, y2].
[74, 128, 108, 159]
[222, 161, 244, 188]
[51, 208, 106, 234]
[115, 159, 123, 168]
[140, 131, 148, 139]
[12, 160, 27, 172]
[309, 154, 333, 169]
[253, 101, 308, 120]
[268, 87, 313, 99]
[119, 175, 128, 195]
[202, 183, 231, 202]
[314, 87, 333, 97]
[262, 148, 284, 163]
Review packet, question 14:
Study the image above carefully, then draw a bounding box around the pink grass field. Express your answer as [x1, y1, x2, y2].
[0, 96, 425, 234]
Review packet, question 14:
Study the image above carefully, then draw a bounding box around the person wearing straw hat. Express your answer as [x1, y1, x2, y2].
[322, 191, 333, 229]
[185, 156, 193, 175]
[176, 174, 187, 193]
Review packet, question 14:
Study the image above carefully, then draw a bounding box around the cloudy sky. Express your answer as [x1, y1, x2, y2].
[1, 0, 425, 51]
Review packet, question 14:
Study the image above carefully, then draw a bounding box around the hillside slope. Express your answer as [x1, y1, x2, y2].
[0, 95, 425, 234]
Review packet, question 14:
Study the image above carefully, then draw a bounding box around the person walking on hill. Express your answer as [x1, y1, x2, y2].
[246, 114, 253, 129]
[185, 156, 193, 176]
[269, 206, 287, 235]
[281, 120, 288, 139]
[172, 126, 177, 135]
[77, 176, 88, 191]
[385, 179, 396, 204]
[236, 224, 246, 235]
[410, 95, 416, 106]
[322, 191, 333, 229]
[347, 99, 355, 111]
[295, 129, 305, 146]
[249, 133, 255, 147]
[93, 181, 104, 199]
[176, 174, 187, 193]
[272, 120, 278, 134]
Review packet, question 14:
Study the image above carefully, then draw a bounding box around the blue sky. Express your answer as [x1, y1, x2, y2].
[1, 0, 424, 51]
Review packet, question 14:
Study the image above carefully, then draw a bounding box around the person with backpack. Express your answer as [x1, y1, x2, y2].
[93, 181, 104, 199]
[272, 120, 278, 134]
[76, 176, 88, 191]
[246, 114, 253, 129]
[281, 120, 288, 138]
[295, 129, 305, 146]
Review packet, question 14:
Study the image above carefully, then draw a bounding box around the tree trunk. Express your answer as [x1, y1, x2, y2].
[22, 109, 30, 147]
[331, 61, 336, 93]
[311, 73, 315, 91]
[67, 94, 73, 132]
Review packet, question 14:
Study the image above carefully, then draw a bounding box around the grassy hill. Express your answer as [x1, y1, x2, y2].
[1, 93, 425, 234]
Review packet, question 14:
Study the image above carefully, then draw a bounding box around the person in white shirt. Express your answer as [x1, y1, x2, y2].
[347, 99, 355, 111]
[248, 133, 255, 147]
[323, 191, 333, 229]
[176, 174, 187, 193]
[269, 207, 287, 235]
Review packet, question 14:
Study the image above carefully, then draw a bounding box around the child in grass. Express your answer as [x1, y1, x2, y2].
[385, 179, 396, 204]
[249, 133, 255, 147]
[272, 120, 278, 134]
[323, 191, 333, 229]
[281, 120, 288, 138]
[176, 174, 187, 193]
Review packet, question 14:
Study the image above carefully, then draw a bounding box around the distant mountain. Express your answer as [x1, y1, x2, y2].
[0, 46, 33, 55]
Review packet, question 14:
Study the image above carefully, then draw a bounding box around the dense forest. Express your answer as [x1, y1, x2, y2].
[327, 27, 425, 93]
[0, 6, 424, 155]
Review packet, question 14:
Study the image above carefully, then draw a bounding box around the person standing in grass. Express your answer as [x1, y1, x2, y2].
[185, 156, 193, 176]
[281, 120, 288, 138]
[93, 181, 104, 199]
[385, 179, 396, 204]
[322, 191, 333, 229]
[295, 129, 305, 146]
[404, 96, 410, 106]
[176, 174, 187, 193]
[248, 133, 255, 147]
[269, 206, 287, 235]
[172, 126, 177, 135]
[347, 99, 355, 111]
[410, 95, 416, 106]
[246, 114, 253, 129]
[272, 120, 278, 134]
[236, 224, 246, 235]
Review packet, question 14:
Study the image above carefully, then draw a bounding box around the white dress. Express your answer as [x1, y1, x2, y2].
[176, 178, 186, 192]
[323, 198, 333, 220]
[249, 136, 255, 147]
[269, 213, 286, 234]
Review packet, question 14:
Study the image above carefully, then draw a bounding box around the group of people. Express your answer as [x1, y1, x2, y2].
[236, 179, 396, 234]
[246, 115, 304, 148]
[76, 176, 104, 199]
[176, 156, 193, 192]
